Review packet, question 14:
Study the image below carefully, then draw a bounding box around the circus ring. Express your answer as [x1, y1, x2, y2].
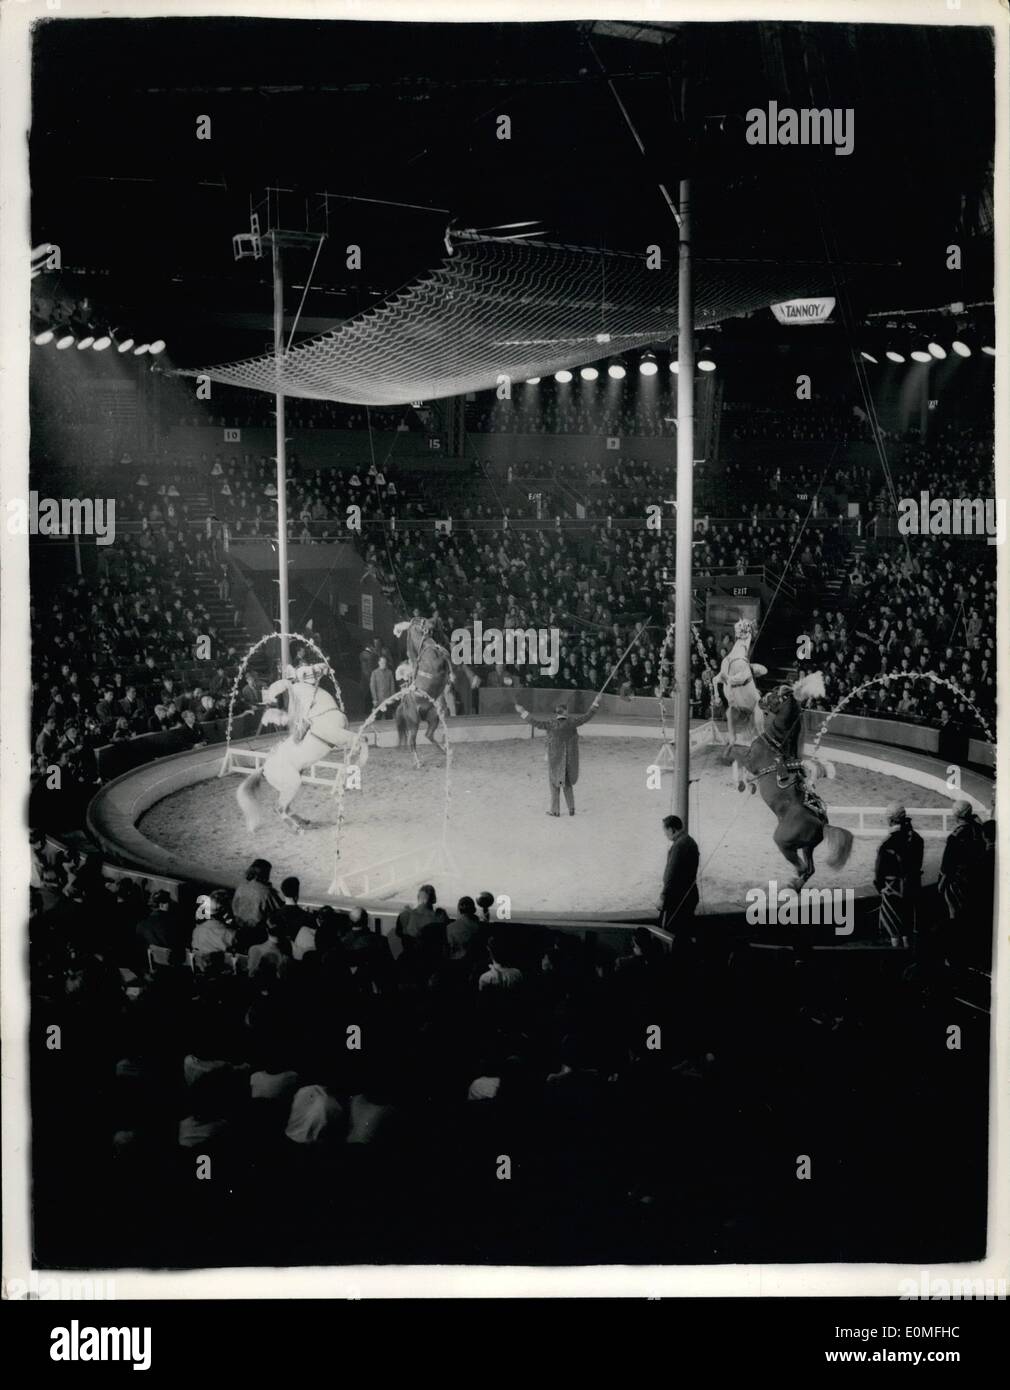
[86, 699, 994, 943]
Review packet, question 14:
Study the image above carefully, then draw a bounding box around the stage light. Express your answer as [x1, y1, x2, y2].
[149, 340, 166, 355]
[639, 352, 658, 377]
[885, 350, 905, 363]
[669, 360, 679, 373]
[860, 351, 878, 364]
[117, 337, 135, 353]
[697, 354, 716, 372]
[607, 363, 626, 380]
[525, 376, 541, 385]
[927, 342, 946, 360]
[76, 335, 95, 350]
[133, 343, 150, 356]
[56, 330, 75, 349]
[981, 345, 995, 356]
[92, 335, 112, 351]
[34, 328, 55, 345]
[951, 341, 971, 358]
[555, 369, 573, 383]
[910, 350, 932, 363]
[580, 366, 599, 381]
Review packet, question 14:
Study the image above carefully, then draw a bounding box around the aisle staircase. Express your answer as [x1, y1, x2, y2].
[179, 487, 266, 673]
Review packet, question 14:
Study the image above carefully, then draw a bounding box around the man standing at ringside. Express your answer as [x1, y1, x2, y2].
[514, 696, 601, 816]
[657, 814, 700, 943]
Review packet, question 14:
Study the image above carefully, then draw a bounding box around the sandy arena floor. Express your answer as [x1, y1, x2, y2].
[138, 737, 946, 914]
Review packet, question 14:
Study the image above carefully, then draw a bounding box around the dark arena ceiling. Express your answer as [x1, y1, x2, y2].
[29, 16, 994, 370]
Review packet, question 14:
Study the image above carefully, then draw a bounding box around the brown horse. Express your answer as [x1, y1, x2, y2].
[392, 616, 452, 767]
[737, 682, 853, 891]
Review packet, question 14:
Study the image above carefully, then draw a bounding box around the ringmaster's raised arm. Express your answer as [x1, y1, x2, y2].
[514, 696, 601, 817]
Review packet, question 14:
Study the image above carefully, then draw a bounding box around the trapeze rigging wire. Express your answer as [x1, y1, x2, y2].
[753, 442, 843, 651]
[584, 34, 681, 231]
[810, 175, 910, 561]
[285, 233, 327, 353]
[365, 407, 411, 615]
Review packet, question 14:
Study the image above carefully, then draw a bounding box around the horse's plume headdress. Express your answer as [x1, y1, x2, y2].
[792, 671, 826, 704]
[733, 618, 755, 641]
[394, 616, 432, 640]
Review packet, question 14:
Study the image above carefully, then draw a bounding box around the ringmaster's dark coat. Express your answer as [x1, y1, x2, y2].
[939, 813, 983, 917]
[521, 708, 597, 786]
[660, 829, 700, 927]
[873, 822, 924, 899]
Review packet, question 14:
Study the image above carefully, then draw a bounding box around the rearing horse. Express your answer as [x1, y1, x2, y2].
[236, 663, 368, 833]
[712, 619, 768, 762]
[392, 616, 453, 768]
[736, 677, 853, 891]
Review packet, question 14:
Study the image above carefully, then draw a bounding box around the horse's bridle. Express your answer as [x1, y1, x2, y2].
[746, 756, 807, 788]
[744, 705, 806, 788]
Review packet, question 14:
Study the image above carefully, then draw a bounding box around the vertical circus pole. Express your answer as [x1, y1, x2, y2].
[673, 175, 694, 830]
[271, 232, 291, 677]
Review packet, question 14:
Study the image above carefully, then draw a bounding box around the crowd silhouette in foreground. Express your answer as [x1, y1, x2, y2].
[29, 803, 994, 1268]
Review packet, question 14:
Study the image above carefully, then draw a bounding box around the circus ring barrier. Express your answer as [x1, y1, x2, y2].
[84, 688, 993, 952]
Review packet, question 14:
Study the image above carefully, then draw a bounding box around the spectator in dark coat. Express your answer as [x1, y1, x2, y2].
[34, 717, 59, 764]
[231, 859, 283, 949]
[446, 896, 486, 964]
[873, 805, 924, 949]
[938, 801, 985, 963]
[657, 814, 700, 941]
[342, 907, 392, 990]
[369, 656, 396, 714]
[276, 876, 314, 952]
[136, 890, 186, 965]
[175, 709, 207, 749]
[395, 883, 447, 958]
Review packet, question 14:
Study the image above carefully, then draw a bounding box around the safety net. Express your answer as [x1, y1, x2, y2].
[183, 235, 837, 405]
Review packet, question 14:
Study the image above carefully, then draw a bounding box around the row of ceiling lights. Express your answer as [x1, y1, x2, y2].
[31, 290, 167, 357]
[33, 326, 166, 355]
[860, 340, 995, 365]
[526, 350, 717, 385]
[524, 334, 997, 384]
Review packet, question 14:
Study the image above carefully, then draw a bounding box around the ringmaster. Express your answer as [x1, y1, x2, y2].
[515, 696, 601, 816]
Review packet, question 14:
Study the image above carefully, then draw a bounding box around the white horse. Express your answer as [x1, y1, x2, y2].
[236, 664, 368, 833]
[711, 618, 768, 761]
